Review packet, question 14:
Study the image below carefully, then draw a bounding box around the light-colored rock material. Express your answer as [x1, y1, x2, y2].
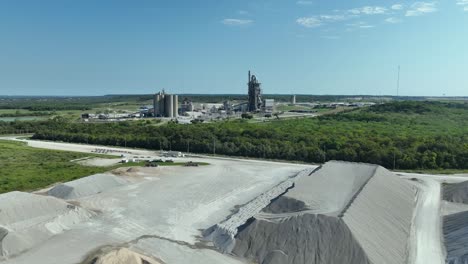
[0, 191, 93, 258]
[209, 161, 417, 264]
[47, 174, 128, 200]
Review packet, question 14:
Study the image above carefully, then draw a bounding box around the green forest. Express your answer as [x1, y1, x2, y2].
[27, 101, 468, 170]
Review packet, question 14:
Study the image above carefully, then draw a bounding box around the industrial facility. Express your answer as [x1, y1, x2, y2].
[153, 90, 178, 118]
[248, 71, 263, 112]
[247, 71, 276, 113]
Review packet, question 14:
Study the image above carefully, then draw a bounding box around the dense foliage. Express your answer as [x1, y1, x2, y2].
[30, 101, 468, 170]
[0, 119, 54, 134]
[0, 111, 52, 117]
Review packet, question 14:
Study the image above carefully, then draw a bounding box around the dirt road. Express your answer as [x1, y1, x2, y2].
[409, 178, 445, 264]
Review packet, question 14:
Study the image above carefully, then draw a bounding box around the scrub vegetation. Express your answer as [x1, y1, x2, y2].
[29, 101, 468, 171]
[0, 140, 208, 194]
[0, 140, 119, 193]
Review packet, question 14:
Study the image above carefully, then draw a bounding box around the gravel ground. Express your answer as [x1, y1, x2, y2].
[3, 138, 468, 264]
[0, 140, 310, 264]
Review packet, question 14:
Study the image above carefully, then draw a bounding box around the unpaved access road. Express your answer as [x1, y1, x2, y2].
[405, 177, 445, 264]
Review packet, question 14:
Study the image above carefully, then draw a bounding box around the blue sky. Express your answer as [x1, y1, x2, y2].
[0, 0, 467, 96]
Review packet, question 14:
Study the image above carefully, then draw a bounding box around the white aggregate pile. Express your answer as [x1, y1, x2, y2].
[342, 166, 416, 264]
[222, 161, 417, 264]
[281, 161, 376, 216]
[47, 174, 128, 200]
[0, 191, 93, 258]
[204, 168, 315, 253]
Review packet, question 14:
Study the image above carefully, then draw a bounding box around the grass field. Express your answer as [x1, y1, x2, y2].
[0, 140, 122, 193]
[0, 140, 209, 194]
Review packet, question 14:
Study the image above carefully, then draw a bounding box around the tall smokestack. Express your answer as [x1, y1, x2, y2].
[248, 70, 251, 82]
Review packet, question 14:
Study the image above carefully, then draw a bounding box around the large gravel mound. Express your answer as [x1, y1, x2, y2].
[444, 210, 468, 264]
[342, 166, 415, 264]
[233, 214, 371, 264]
[47, 173, 127, 200]
[276, 161, 376, 216]
[443, 181, 468, 204]
[219, 161, 416, 264]
[0, 191, 93, 258]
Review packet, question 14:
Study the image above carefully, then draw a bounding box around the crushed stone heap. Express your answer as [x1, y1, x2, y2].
[206, 161, 416, 264]
[442, 180, 468, 264]
[443, 181, 468, 204]
[0, 191, 93, 258]
[47, 173, 128, 200]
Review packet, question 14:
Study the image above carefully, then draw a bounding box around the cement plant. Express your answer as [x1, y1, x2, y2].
[1, 72, 468, 264]
[78, 71, 373, 123]
[3, 1, 468, 263]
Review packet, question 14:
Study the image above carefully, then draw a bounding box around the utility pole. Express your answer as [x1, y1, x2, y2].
[187, 140, 190, 154]
[213, 138, 216, 156]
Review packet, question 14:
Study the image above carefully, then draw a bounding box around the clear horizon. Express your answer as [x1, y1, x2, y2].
[0, 0, 467, 96]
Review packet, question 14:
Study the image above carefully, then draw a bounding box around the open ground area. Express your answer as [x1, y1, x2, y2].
[1, 138, 468, 263]
[2, 1, 468, 263]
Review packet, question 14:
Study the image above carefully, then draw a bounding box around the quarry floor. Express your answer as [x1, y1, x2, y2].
[1, 138, 312, 264]
[2, 137, 468, 264]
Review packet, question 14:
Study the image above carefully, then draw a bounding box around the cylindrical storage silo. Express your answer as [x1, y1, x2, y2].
[172, 95, 178, 117]
[159, 94, 165, 116]
[164, 95, 174, 118]
[153, 94, 161, 117]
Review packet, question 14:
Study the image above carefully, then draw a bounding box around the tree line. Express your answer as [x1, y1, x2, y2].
[29, 101, 468, 170]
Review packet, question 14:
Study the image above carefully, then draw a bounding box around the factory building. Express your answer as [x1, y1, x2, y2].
[153, 90, 178, 118]
[248, 71, 263, 112]
[180, 98, 194, 114]
[263, 99, 275, 113]
[223, 100, 233, 114]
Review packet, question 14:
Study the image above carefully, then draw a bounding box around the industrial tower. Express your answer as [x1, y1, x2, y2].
[248, 71, 262, 112]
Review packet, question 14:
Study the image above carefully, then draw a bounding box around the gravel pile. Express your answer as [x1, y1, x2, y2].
[233, 214, 371, 264]
[47, 174, 128, 200]
[208, 161, 416, 264]
[444, 181, 468, 204]
[0, 191, 93, 258]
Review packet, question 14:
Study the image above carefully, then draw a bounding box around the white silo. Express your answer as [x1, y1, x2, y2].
[164, 95, 174, 118]
[173, 95, 178, 117]
[153, 94, 161, 117]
